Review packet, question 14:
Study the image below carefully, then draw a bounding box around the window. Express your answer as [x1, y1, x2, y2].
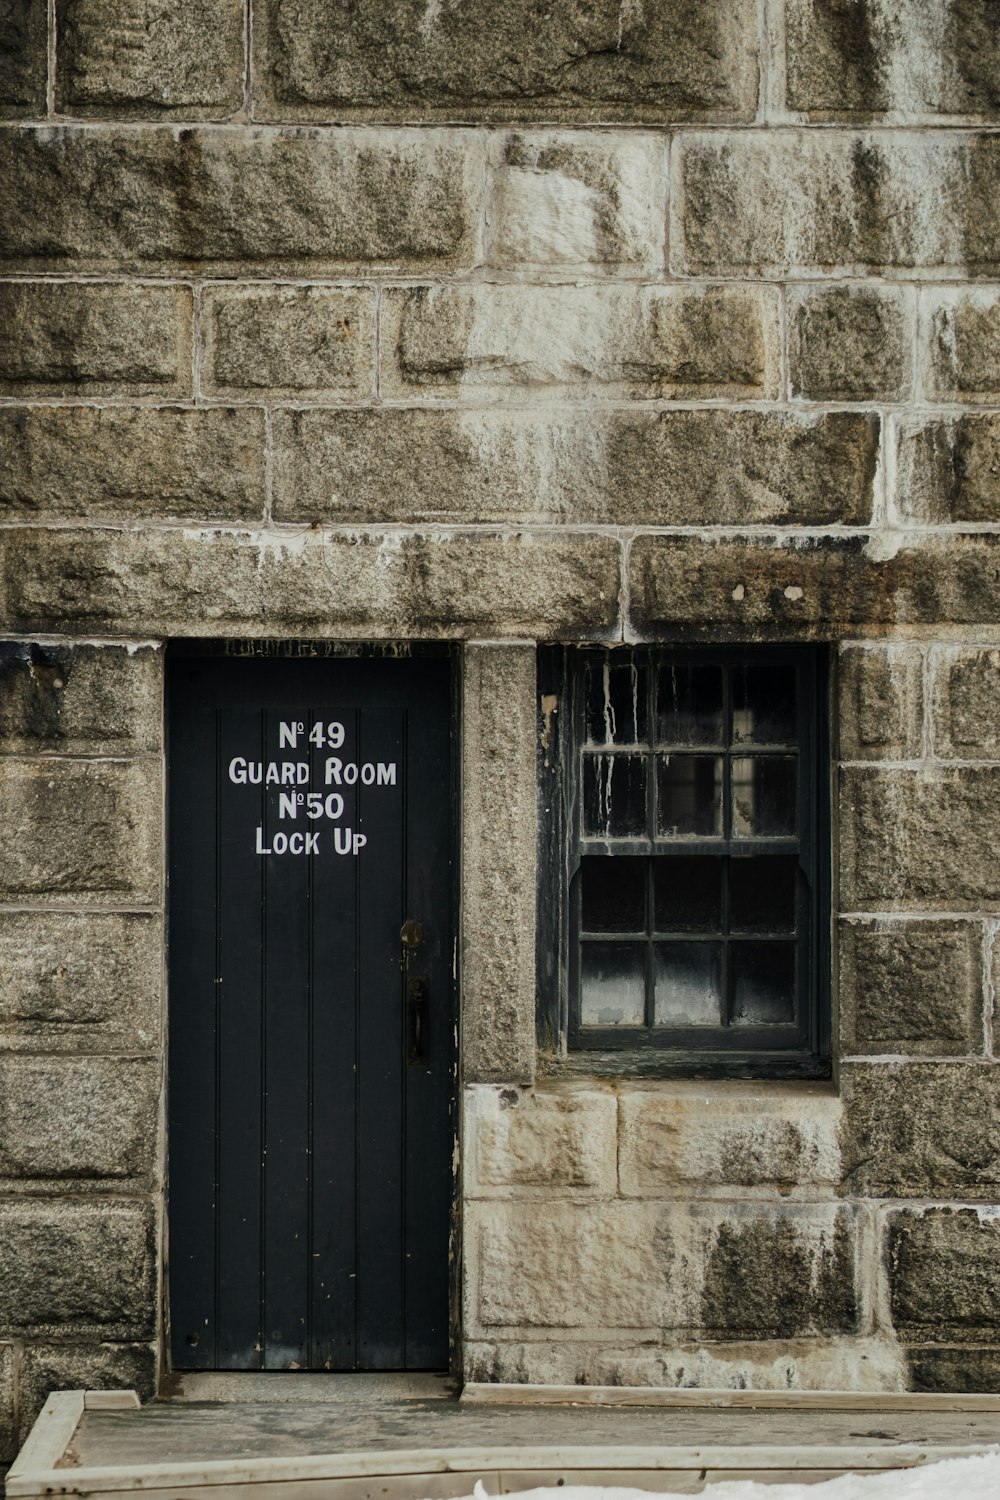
[537, 646, 829, 1077]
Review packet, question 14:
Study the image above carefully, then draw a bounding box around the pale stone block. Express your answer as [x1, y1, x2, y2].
[0, 282, 191, 397]
[381, 284, 779, 400]
[841, 1062, 1000, 1197]
[677, 131, 1000, 277]
[461, 647, 535, 1085]
[0, 1200, 155, 1337]
[57, 0, 244, 117]
[0, 406, 265, 524]
[2, 527, 622, 640]
[18, 1342, 156, 1446]
[468, 1200, 858, 1338]
[839, 919, 982, 1056]
[0, 911, 161, 1052]
[0, 127, 483, 275]
[0, 643, 162, 754]
[470, 1199, 677, 1331]
[488, 134, 666, 271]
[0, 759, 161, 905]
[933, 647, 1000, 756]
[617, 1083, 841, 1197]
[840, 765, 1000, 910]
[465, 1085, 616, 1194]
[0, 1055, 159, 1186]
[202, 286, 375, 398]
[464, 1335, 905, 1392]
[786, 0, 1000, 122]
[838, 644, 924, 761]
[923, 287, 1000, 401]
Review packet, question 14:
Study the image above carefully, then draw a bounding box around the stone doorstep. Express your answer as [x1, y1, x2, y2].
[7, 1388, 1000, 1500]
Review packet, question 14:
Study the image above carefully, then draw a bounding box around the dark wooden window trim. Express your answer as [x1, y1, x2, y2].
[536, 645, 831, 1080]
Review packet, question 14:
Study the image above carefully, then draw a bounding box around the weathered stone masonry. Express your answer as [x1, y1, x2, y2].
[1, 0, 1000, 1452]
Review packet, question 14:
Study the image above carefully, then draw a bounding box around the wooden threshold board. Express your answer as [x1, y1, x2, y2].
[461, 1384, 1000, 1412]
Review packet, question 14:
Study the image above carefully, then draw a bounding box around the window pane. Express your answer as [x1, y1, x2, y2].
[580, 942, 645, 1026]
[656, 755, 723, 837]
[656, 662, 724, 746]
[654, 857, 723, 932]
[654, 942, 722, 1025]
[580, 857, 645, 933]
[583, 753, 647, 838]
[584, 655, 648, 745]
[731, 756, 797, 837]
[729, 942, 796, 1025]
[730, 855, 798, 932]
[732, 662, 797, 745]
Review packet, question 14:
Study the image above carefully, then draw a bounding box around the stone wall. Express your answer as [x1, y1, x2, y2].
[0, 0, 999, 1446]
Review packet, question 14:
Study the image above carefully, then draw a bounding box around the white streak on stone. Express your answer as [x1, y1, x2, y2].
[878, 0, 949, 119]
[617, 0, 643, 49]
[419, 0, 444, 38]
[495, 168, 604, 267]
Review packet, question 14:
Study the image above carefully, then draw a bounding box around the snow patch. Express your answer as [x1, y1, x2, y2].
[460, 1452, 1000, 1500]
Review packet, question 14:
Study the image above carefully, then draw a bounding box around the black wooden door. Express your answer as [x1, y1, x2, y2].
[167, 648, 455, 1371]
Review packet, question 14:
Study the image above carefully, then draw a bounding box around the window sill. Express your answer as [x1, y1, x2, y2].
[537, 1048, 832, 1082]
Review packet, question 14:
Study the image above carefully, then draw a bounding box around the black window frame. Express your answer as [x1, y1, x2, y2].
[537, 644, 831, 1080]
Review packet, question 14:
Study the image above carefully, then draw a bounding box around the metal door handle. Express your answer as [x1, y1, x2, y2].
[406, 975, 428, 1064]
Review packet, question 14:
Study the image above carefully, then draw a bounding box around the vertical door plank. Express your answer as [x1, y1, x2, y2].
[310, 705, 361, 1368]
[356, 707, 406, 1368]
[403, 669, 454, 1367]
[216, 705, 265, 1368]
[261, 706, 313, 1370]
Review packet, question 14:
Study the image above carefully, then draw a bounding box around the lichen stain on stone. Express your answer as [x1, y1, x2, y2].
[789, 0, 885, 115]
[0, 644, 67, 742]
[717, 1120, 814, 1194]
[701, 1215, 857, 1337]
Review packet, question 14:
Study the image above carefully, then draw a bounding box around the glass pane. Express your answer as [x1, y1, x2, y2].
[729, 855, 798, 932]
[656, 755, 723, 838]
[656, 662, 724, 746]
[732, 661, 797, 744]
[654, 942, 722, 1025]
[580, 942, 646, 1026]
[654, 857, 723, 932]
[583, 753, 647, 838]
[729, 942, 796, 1025]
[731, 756, 797, 837]
[580, 857, 646, 933]
[584, 654, 648, 745]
